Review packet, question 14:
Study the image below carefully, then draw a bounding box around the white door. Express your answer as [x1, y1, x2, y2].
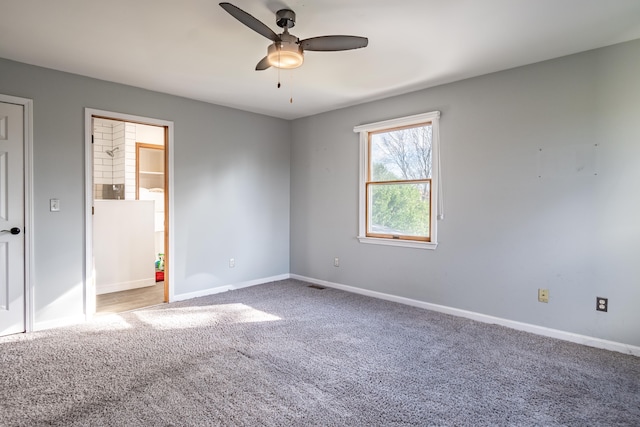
[0, 101, 25, 336]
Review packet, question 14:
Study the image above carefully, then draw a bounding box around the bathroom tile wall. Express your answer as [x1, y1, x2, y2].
[112, 121, 125, 193]
[93, 119, 114, 199]
[93, 118, 138, 199]
[125, 122, 136, 200]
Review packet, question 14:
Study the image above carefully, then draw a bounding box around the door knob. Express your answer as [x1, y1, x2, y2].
[1, 227, 20, 235]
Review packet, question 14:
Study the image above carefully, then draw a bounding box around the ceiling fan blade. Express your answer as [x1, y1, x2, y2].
[219, 2, 279, 42]
[255, 56, 271, 71]
[299, 36, 368, 52]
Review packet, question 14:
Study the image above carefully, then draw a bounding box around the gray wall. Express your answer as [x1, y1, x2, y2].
[0, 59, 290, 327]
[290, 39, 640, 347]
[2, 39, 638, 347]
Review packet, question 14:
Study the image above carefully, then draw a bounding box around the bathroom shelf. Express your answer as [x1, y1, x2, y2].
[136, 143, 165, 198]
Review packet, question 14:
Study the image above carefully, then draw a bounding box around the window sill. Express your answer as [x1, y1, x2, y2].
[357, 236, 438, 250]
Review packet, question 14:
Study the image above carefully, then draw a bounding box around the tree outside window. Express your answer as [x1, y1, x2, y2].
[368, 124, 432, 241]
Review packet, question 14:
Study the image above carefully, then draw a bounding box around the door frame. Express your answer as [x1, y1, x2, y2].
[84, 108, 175, 319]
[0, 94, 34, 332]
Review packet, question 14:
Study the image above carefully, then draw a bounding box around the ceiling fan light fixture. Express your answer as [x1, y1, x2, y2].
[267, 42, 304, 69]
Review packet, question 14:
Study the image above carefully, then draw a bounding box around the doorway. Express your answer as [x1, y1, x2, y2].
[84, 109, 173, 318]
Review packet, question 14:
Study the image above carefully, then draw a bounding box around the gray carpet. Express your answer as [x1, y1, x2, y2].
[1, 279, 638, 426]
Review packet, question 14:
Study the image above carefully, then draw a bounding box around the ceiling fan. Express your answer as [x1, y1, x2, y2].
[219, 2, 368, 71]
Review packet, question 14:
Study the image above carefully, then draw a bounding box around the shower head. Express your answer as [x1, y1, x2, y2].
[105, 146, 120, 157]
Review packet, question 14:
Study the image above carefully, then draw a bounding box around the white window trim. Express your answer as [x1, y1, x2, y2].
[354, 111, 441, 250]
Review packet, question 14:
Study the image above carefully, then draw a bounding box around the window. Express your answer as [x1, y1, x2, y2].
[354, 111, 441, 249]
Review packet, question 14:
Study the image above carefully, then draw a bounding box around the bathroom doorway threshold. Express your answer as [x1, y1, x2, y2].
[96, 282, 165, 315]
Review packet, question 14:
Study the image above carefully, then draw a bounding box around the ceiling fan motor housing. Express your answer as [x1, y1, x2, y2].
[276, 9, 296, 28]
[267, 32, 303, 69]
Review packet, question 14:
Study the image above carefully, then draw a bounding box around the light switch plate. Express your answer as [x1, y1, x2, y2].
[50, 199, 60, 212]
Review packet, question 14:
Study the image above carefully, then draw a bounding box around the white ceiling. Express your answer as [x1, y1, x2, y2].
[2, 1, 640, 120]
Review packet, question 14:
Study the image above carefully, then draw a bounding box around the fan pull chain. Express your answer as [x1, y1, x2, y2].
[290, 70, 294, 103]
[277, 48, 281, 88]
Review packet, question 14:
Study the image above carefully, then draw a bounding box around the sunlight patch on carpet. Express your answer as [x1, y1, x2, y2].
[131, 303, 281, 330]
[87, 315, 135, 331]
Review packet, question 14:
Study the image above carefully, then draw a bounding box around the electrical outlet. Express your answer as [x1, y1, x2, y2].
[50, 198, 60, 212]
[229, 258, 235, 268]
[596, 297, 608, 312]
[334, 257, 339, 267]
[538, 288, 549, 303]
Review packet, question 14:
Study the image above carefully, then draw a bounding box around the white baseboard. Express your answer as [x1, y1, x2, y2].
[96, 278, 156, 295]
[34, 314, 87, 332]
[30, 273, 640, 357]
[290, 274, 640, 357]
[172, 274, 290, 302]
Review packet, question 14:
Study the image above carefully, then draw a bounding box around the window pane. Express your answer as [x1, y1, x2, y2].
[369, 182, 430, 237]
[370, 124, 432, 181]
